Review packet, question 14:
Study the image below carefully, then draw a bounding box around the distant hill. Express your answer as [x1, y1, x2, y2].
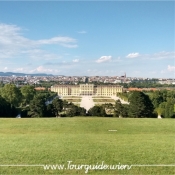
[0, 72, 53, 76]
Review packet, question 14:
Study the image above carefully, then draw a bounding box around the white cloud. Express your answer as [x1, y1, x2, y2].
[72, 59, 79, 63]
[126, 53, 140, 58]
[0, 24, 35, 50]
[21, 49, 62, 61]
[126, 51, 175, 60]
[37, 37, 76, 44]
[96, 56, 112, 63]
[37, 37, 77, 48]
[167, 65, 175, 72]
[60, 43, 78, 48]
[0, 23, 77, 48]
[36, 66, 53, 73]
[30, 66, 60, 74]
[152, 51, 175, 60]
[0, 23, 78, 60]
[4, 67, 8, 70]
[140, 51, 174, 60]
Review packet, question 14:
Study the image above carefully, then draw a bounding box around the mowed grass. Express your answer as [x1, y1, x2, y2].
[0, 118, 175, 175]
[93, 98, 115, 105]
[93, 99, 115, 103]
[63, 96, 82, 99]
[62, 99, 81, 102]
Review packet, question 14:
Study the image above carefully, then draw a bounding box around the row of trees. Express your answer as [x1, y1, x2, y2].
[89, 90, 175, 118]
[149, 90, 175, 118]
[26, 95, 86, 118]
[114, 90, 174, 118]
[0, 96, 17, 117]
[88, 91, 155, 118]
[0, 84, 87, 118]
[0, 84, 174, 118]
[0, 84, 36, 107]
[121, 81, 175, 88]
[116, 92, 129, 102]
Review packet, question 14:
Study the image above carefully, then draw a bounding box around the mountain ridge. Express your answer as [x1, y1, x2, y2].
[0, 72, 53, 76]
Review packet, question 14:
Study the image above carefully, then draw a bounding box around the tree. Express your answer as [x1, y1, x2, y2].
[61, 101, 86, 117]
[63, 100, 69, 109]
[102, 103, 114, 116]
[100, 106, 107, 117]
[46, 104, 55, 117]
[20, 85, 36, 106]
[66, 106, 78, 117]
[114, 100, 128, 117]
[150, 91, 164, 108]
[28, 95, 46, 118]
[0, 95, 18, 117]
[1, 84, 22, 107]
[152, 90, 175, 118]
[164, 99, 175, 118]
[155, 106, 164, 118]
[88, 106, 106, 117]
[114, 100, 124, 117]
[128, 91, 154, 118]
[122, 104, 129, 117]
[77, 107, 86, 116]
[52, 98, 63, 117]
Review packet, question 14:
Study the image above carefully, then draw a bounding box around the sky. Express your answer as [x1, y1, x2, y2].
[0, 1, 174, 78]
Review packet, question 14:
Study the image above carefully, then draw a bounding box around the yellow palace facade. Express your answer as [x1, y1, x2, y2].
[51, 84, 123, 96]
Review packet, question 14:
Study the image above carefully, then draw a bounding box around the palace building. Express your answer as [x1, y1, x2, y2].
[51, 84, 123, 96]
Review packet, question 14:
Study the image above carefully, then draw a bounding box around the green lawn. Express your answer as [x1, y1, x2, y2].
[63, 96, 82, 99]
[93, 99, 115, 103]
[93, 98, 115, 105]
[0, 118, 174, 175]
[62, 99, 82, 102]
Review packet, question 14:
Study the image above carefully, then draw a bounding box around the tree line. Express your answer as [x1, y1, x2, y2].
[111, 90, 175, 118]
[88, 91, 155, 118]
[0, 84, 87, 118]
[0, 84, 174, 118]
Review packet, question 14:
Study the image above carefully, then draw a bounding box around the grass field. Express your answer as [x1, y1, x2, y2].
[93, 98, 115, 105]
[62, 99, 82, 103]
[62, 96, 82, 104]
[0, 118, 174, 175]
[63, 96, 82, 99]
[93, 99, 115, 103]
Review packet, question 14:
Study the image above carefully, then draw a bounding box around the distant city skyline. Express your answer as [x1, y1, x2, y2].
[0, 1, 174, 78]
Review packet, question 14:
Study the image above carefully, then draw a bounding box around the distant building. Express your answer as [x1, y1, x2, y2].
[51, 84, 123, 96]
[120, 72, 126, 83]
[113, 79, 122, 83]
[158, 79, 175, 85]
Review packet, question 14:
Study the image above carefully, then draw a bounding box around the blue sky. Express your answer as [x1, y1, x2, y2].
[0, 1, 174, 78]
